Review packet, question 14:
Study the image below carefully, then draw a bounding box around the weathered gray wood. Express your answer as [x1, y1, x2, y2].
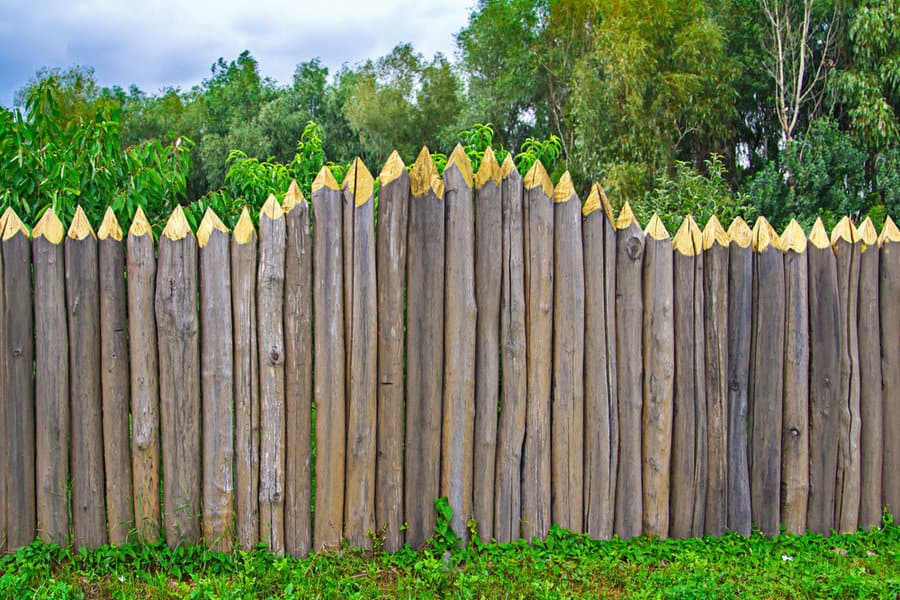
[3, 213, 35, 551]
[126, 207, 161, 542]
[231, 208, 259, 550]
[614, 204, 644, 540]
[807, 219, 841, 535]
[155, 206, 201, 547]
[32, 209, 69, 546]
[258, 196, 286, 554]
[726, 218, 752, 536]
[343, 159, 377, 550]
[494, 158, 526, 543]
[781, 221, 809, 535]
[582, 186, 617, 541]
[832, 219, 861, 533]
[856, 219, 882, 530]
[880, 218, 900, 519]
[283, 183, 312, 557]
[66, 208, 108, 549]
[198, 210, 234, 553]
[473, 149, 502, 543]
[375, 153, 409, 553]
[404, 150, 444, 549]
[313, 168, 346, 551]
[0, 211, 7, 553]
[522, 161, 553, 541]
[642, 216, 674, 539]
[748, 219, 784, 537]
[702, 217, 729, 537]
[551, 173, 584, 534]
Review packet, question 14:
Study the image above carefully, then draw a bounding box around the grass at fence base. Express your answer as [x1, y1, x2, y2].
[1, 514, 897, 599]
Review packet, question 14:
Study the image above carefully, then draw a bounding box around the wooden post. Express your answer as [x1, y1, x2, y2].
[726, 217, 752, 536]
[643, 215, 674, 539]
[258, 194, 286, 554]
[551, 172, 584, 534]
[404, 148, 444, 549]
[749, 217, 785, 537]
[702, 216, 729, 536]
[832, 217, 861, 533]
[376, 152, 409, 552]
[670, 216, 704, 539]
[494, 156, 527, 543]
[880, 217, 900, 518]
[0, 209, 7, 553]
[473, 147, 502, 543]
[283, 181, 313, 557]
[313, 167, 346, 551]
[3, 210, 35, 551]
[781, 219, 809, 535]
[807, 217, 841, 535]
[231, 208, 259, 550]
[33, 208, 69, 546]
[155, 205, 201, 547]
[856, 217, 882, 530]
[66, 206, 107, 549]
[614, 202, 644, 540]
[343, 159, 378, 550]
[522, 160, 553, 541]
[582, 185, 617, 540]
[198, 208, 234, 553]
[127, 207, 161, 542]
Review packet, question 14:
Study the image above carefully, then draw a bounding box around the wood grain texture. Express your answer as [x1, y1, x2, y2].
[127, 213, 161, 542]
[881, 232, 900, 518]
[0, 212, 7, 553]
[494, 163, 527, 543]
[375, 158, 409, 553]
[66, 224, 108, 549]
[551, 179, 584, 533]
[857, 235, 882, 530]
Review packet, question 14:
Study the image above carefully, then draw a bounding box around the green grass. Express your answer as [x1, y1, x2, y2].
[1, 514, 897, 599]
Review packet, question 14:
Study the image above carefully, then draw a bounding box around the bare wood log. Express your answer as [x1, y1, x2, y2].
[522, 160, 554, 541]
[198, 208, 234, 553]
[551, 172, 584, 534]
[376, 152, 409, 552]
[726, 217, 752, 536]
[3, 211, 35, 551]
[807, 218, 841, 535]
[313, 167, 346, 551]
[66, 207, 107, 549]
[880, 217, 900, 518]
[231, 208, 259, 550]
[702, 216, 729, 537]
[0, 209, 8, 553]
[155, 206, 201, 547]
[127, 207, 161, 542]
[614, 203, 644, 540]
[494, 156, 527, 543]
[856, 218, 882, 530]
[33, 208, 69, 546]
[343, 159, 378, 550]
[582, 185, 618, 540]
[283, 182, 312, 557]
[642, 215, 675, 539]
[473, 148, 502, 542]
[781, 220, 809, 535]
[670, 216, 704, 539]
[832, 217, 861, 533]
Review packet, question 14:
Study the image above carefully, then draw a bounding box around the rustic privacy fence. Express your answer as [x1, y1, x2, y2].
[0, 145, 896, 556]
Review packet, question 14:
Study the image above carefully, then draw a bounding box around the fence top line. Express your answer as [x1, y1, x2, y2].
[283, 180, 306, 214]
[161, 205, 193, 242]
[879, 216, 900, 246]
[380, 150, 406, 187]
[33, 206, 65, 244]
[553, 172, 576, 204]
[233, 207, 256, 245]
[673, 215, 702, 255]
[702, 216, 729, 250]
[312, 165, 340, 193]
[782, 219, 807, 254]
[98, 207, 123, 242]
[646, 214, 670, 241]
[345, 157, 375, 207]
[198, 207, 229, 248]
[476, 147, 501, 189]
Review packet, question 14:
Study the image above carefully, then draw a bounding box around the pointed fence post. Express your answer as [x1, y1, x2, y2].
[879, 217, 900, 518]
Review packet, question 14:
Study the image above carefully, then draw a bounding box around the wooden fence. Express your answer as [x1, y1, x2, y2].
[0, 145, 897, 555]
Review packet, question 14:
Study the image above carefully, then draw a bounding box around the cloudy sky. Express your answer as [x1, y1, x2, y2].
[0, 0, 473, 106]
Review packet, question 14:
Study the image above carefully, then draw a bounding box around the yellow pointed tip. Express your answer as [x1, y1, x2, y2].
[673, 215, 701, 255]
[67, 205, 96, 241]
[727, 217, 752, 248]
[781, 219, 807, 253]
[475, 146, 501, 189]
[283, 180, 305, 213]
[129, 206, 153, 239]
[161, 205, 192, 241]
[380, 150, 406, 186]
[411, 146, 438, 198]
[615, 202, 637, 230]
[582, 184, 602, 217]
[233, 206, 256, 245]
[312, 165, 340, 193]
[645, 213, 670, 241]
[524, 160, 552, 197]
[553, 171, 576, 204]
[0, 208, 10, 235]
[752, 216, 782, 252]
[879, 215, 900, 246]
[2, 209, 29, 241]
[430, 172, 444, 199]
[702, 215, 729, 250]
[344, 157, 375, 207]
[261, 193, 284, 220]
[197, 207, 229, 248]
[97, 207, 123, 241]
[500, 154, 516, 178]
[857, 217, 878, 252]
[33, 207, 65, 244]
[830, 216, 856, 246]
[446, 144, 474, 187]
[808, 218, 830, 249]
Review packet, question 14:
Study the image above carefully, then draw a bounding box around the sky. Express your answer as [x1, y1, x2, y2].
[0, 0, 473, 107]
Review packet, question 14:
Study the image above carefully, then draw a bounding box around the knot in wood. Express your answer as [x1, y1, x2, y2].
[728, 378, 740, 392]
[626, 237, 643, 260]
[269, 347, 280, 363]
[790, 427, 800, 438]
